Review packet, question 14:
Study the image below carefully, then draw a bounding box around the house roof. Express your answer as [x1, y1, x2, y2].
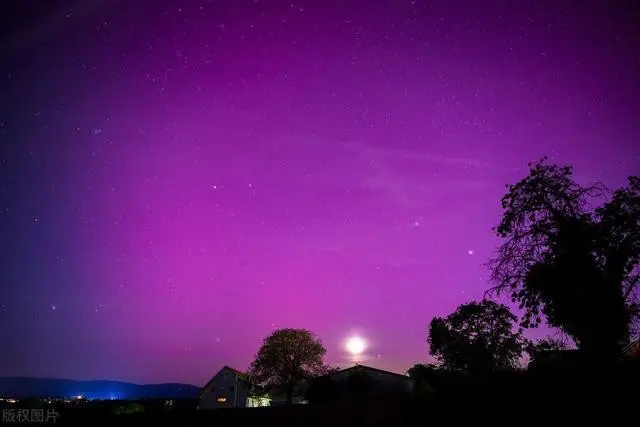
[224, 366, 249, 380]
[325, 364, 412, 381]
[202, 366, 249, 390]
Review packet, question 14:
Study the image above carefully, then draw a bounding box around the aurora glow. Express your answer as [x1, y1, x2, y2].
[1, 0, 638, 385]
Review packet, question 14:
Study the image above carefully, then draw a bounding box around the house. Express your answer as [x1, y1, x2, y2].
[306, 364, 414, 403]
[198, 366, 270, 410]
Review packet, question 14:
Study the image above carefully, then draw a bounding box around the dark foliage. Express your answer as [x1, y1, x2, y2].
[428, 300, 526, 373]
[525, 335, 570, 359]
[407, 363, 464, 397]
[487, 159, 640, 361]
[249, 328, 329, 404]
[406, 363, 439, 390]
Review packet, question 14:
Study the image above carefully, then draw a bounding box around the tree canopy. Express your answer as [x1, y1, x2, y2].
[526, 336, 570, 358]
[249, 328, 328, 404]
[487, 159, 640, 361]
[407, 363, 441, 381]
[428, 300, 526, 373]
[407, 363, 450, 393]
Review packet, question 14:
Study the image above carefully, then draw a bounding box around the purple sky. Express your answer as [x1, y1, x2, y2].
[1, 0, 639, 385]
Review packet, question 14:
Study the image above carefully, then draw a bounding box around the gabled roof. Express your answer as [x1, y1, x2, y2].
[224, 366, 249, 380]
[202, 366, 249, 390]
[325, 364, 412, 381]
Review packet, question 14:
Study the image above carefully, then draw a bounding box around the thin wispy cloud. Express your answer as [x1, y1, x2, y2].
[282, 134, 492, 202]
[339, 139, 490, 169]
[337, 138, 492, 205]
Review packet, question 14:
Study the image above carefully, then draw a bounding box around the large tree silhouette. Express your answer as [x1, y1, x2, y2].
[428, 300, 526, 373]
[249, 328, 328, 404]
[488, 159, 640, 362]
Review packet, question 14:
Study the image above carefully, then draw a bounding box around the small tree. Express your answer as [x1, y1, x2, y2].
[407, 363, 440, 382]
[428, 300, 526, 373]
[249, 328, 328, 404]
[407, 363, 440, 396]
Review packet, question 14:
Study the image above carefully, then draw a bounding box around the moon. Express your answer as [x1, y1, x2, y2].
[345, 336, 366, 355]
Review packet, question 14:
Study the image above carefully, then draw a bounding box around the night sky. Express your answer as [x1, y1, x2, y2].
[1, 0, 639, 386]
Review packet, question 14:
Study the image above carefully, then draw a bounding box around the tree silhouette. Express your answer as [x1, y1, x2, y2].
[407, 363, 440, 381]
[249, 328, 328, 404]
[428, 300, 526, 373]
[526, 336, 570, 358]
[487, 159, 640, 362]
[407, 363, 445, 396]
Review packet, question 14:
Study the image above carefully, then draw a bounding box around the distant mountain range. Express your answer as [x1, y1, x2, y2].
[0, 377, 201, 399]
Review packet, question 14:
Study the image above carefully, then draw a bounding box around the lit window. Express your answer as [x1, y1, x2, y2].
[217, 397, 226, 402]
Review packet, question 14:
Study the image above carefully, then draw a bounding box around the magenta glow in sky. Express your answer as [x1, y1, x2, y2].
[1, 0, 639, 385]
